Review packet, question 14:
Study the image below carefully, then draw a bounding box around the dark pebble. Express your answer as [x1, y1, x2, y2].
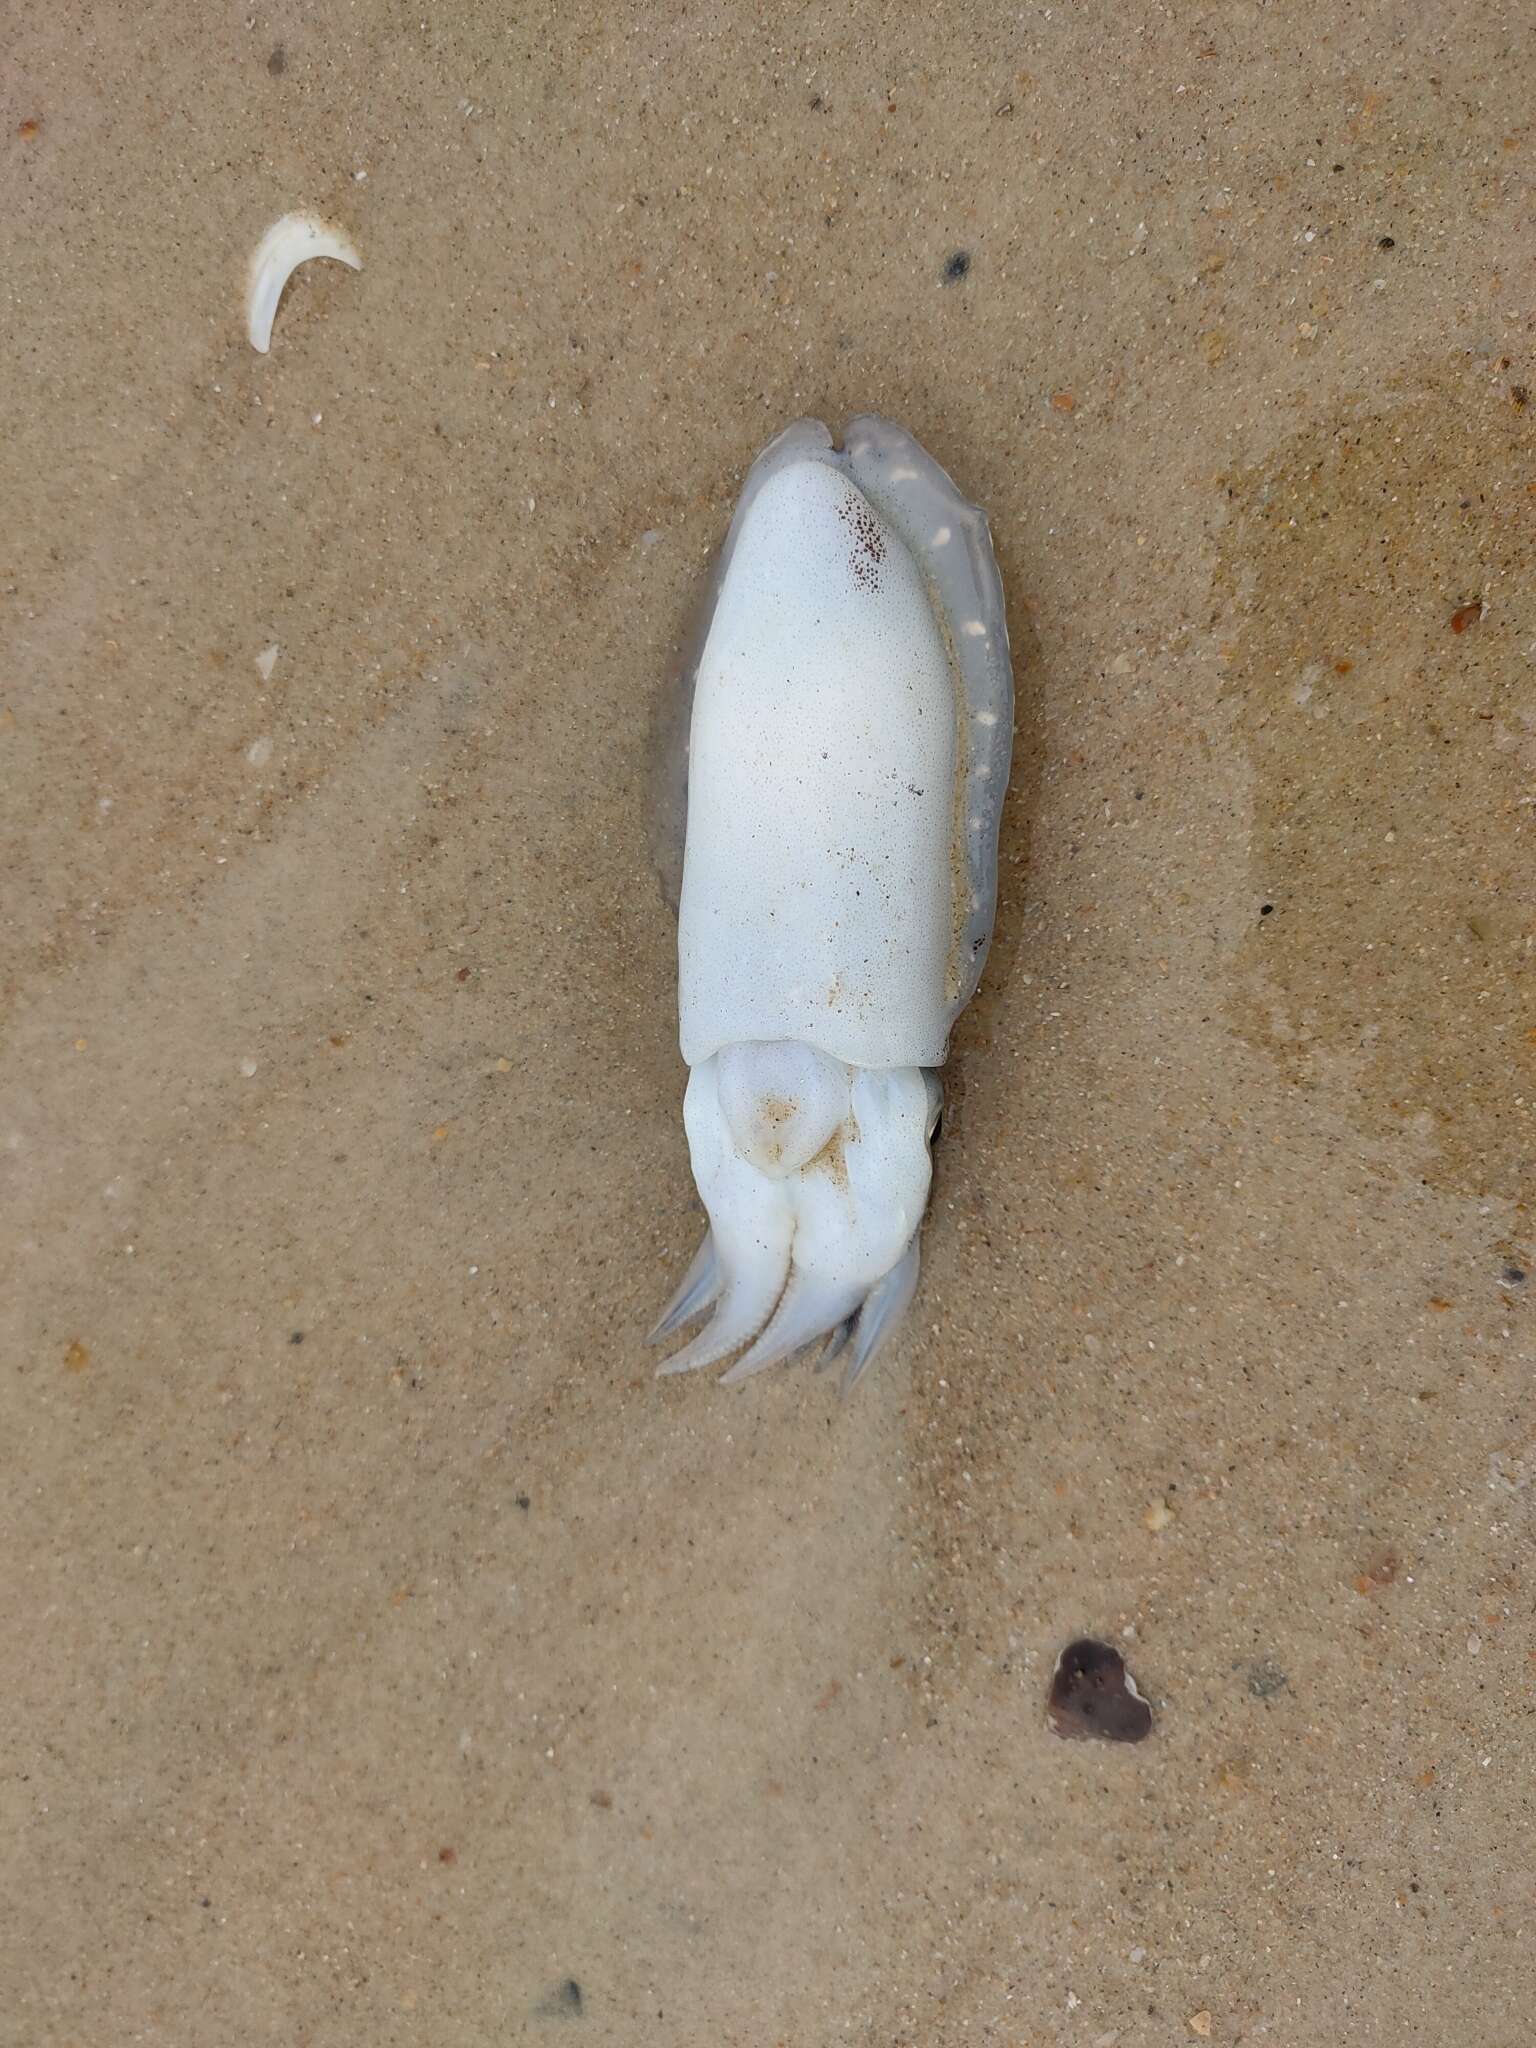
[267, 45, 286, 74]
[289, 1331, 304, 1345]
[1247, 1658, 1289, 1699]
[1377, 234, 1395, 248]
[1047, 1638, 1153, 1742]
[1502, 1265, 1526, 1285]
[943, 250, 971, 284]
[1260, 902, 1274, 916]
[534, 1978, 584, 2017]
[516, 1493, 531, 1510]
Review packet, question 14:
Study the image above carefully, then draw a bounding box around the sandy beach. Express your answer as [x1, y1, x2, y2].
[4, 5, 1533, 2041]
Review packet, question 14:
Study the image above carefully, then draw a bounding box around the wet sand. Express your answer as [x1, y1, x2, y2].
[4, 6, 1533, 2042]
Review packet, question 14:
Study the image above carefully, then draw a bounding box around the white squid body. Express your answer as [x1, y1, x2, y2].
[653, 417, 1013, 1391]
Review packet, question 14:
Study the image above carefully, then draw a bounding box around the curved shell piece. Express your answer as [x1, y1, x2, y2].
[675, 418, 1012, 1071]
[247, 212, 362, 353]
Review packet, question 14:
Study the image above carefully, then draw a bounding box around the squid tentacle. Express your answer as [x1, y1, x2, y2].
[655, 1046, 934, 1387]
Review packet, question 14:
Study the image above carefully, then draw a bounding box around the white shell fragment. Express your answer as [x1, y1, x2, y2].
[254, 643, 279, 681]
[246, 212, 361, 353]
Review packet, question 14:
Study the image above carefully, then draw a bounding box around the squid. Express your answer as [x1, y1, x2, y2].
[652, 417, 1013, 1391]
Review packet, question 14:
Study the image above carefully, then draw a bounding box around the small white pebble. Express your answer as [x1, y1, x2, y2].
[245, 735, 274, 767]
[353, 168, 368, 182]
[255, 643, 279, 682]
[239, 1057, 259, 1078]
[1130, 1946, 1147, 1964]
[1467, 1635, 1481, 1656]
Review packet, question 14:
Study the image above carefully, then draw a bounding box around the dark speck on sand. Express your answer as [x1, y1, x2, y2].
[534, 1978, 584, 2018]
